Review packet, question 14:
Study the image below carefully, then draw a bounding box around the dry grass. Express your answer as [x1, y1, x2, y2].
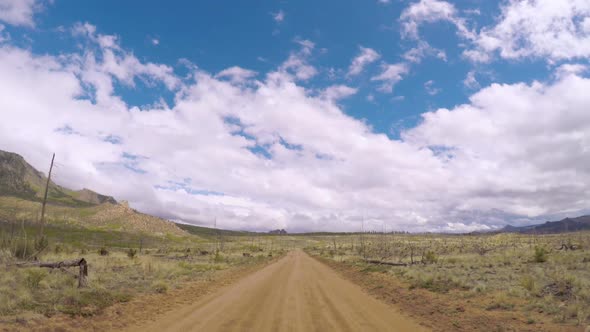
[305, 232, 590, 328]
[0, 235, 286, 320]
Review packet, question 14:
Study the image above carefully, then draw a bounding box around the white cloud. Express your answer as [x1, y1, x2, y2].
[1, 21, 590, 233]
[279, 39, 317, 80]
[399, 0, 590, 63]
[399, 0, 474, 40]
[463, 70, 479, 89]
[402, 41, 446, 63]
[424, 80, 440, 95]
[0, 0, 40, 27]
[404, 74, 590, 217]
[216, 66, 257, 84]
[348, 46, 380, 76]
[71, 23, 180, 94]
[371, 62, 409, 93]
[272, 10, 285, 23]
[321, 85, 358, 101]
[554, 63, 588, 79]
[465, 0, 590, 62]
[151, 38, 159, 46]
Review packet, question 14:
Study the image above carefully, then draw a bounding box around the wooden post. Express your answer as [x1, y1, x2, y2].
[78, 259, 88, 288]
[39, 153, 55, 238]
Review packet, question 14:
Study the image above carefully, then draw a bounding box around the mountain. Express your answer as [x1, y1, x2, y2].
[74, 188, 117, 205]
[0, 149, 186, 236]
[502, 215, 590, 234]
[0, 149, 116, 206]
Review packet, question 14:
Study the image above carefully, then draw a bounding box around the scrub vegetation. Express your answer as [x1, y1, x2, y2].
[0, 216, 294, 328]
[305, 232, 590, 330]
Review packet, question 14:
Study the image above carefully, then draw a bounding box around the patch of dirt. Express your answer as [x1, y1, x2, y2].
[316, 257, 582, 332]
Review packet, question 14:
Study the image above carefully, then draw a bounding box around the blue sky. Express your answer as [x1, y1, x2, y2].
[1, 0, 590, 232]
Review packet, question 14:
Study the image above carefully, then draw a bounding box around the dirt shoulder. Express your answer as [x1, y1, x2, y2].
[0, 256, 279, 332]
[313, 256, 584, 332]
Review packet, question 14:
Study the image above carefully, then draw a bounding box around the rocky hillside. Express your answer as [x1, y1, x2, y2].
[74, 188, 117, 205]
[0, 149, 186, 236]
[0, 149, 116, 206]
[85, 200, 186, 236]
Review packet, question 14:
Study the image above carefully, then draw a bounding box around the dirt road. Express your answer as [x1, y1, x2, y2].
[130, 250, 427, 332]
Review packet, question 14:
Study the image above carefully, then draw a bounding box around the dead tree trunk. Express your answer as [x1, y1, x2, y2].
[365, 259, 408, 266]
[16, 258, 88, 288]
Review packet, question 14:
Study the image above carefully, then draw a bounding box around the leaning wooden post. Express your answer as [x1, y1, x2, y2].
[77, 258, 88, 288]
[39, 153, 55, 238]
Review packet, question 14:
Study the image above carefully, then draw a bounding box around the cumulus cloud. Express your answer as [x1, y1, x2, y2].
[399, 0, 474, 39]
[71, 22, 180, 95]
[371, 62, 409, 93]
[399, 0, 590, 64]
[0, 0, 42, 27]
[348, 46, 380, 76]
[465, 0, 590, 62]
[404, 73, 590, 218]
[1, 21, 590, 233]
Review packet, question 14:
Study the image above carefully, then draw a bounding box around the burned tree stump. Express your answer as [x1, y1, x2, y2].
[16, 258, 88, 288]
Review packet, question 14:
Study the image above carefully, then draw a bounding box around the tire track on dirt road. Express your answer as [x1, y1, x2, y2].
[128, 250, 428, 332]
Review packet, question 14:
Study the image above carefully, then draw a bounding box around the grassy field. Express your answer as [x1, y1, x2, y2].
[2, 193, 589, 331]
[304, 232, 590, 329]
[0, 216, 295, 326]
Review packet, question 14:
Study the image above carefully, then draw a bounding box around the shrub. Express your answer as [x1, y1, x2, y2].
[34, 236, 49, 253]
[98, 247, 109, 256]
[213, 251, 224, 263]
[533, 246, 548, 263]
[423, 250, 438, 264]
[13, 239, 34, 259]
[520, 275, 536, 293]
[152, 281, 168, 294]
[127, 248, 137, 259]
[24, 268, 47, 290]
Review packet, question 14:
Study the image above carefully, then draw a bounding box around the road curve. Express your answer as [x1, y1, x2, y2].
[130, 250, 428, 332]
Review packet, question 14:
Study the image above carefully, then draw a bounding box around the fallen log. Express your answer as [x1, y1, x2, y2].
[557, 244, 579, 251]
[365, 259, 408, 266]
[15, 258, 88, 288]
